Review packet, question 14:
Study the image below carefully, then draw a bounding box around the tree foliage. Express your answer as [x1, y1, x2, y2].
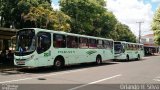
[60, 0, 136, 42]
[22, 6, 70, 31]
[109, 22, 136, 42]
[0, 0, 137, 42]
[151, 7, 160, 45]
[0, 0, 19, 27]
[60, 0, 115, 37]
[0, 0, 70, 31]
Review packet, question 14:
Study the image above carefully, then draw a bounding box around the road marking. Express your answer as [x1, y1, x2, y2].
[0, 69, 86, 84]
[153, 79, 160, 82]
[153, 76, 160, 82]
[68, 74, 122, 90]
[142, 57, 150, 59]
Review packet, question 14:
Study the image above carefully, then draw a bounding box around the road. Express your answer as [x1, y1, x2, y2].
[0, 55, 160, 90]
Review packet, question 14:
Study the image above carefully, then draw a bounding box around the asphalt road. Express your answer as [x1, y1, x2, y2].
[0, 55, 160, 90]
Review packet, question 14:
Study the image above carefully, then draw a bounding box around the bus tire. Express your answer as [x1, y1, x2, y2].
[126, 55, 129, 61]
[54, 56, 64, 69]
[137, 54, 140, 60]
[96, 55, 102, 65]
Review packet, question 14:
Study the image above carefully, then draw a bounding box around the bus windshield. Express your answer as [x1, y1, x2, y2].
[114, 44, 123, 54]
[15, 29, 36, 56]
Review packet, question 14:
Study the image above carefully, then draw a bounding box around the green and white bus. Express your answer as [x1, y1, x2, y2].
[114, 41, 144, 61]
[14, 28, 114, 68]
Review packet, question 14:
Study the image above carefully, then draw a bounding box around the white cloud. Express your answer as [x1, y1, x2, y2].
[152, 0, 160, 3]
[51, 3, 60, 10]
[107, 0, 153, 36]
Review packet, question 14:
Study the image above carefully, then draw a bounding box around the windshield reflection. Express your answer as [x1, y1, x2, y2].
[15, 29, 35, 56]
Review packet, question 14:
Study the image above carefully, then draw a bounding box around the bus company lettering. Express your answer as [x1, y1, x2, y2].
[58, 51, 75, 54]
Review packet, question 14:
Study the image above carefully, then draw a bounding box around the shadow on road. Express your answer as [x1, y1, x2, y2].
[0, 61, 118, 75]
[112, 59, 142, 62]
[19, 62, 118, 74]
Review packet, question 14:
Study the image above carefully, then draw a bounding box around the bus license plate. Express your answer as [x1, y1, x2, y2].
[17, 61, 25, 65]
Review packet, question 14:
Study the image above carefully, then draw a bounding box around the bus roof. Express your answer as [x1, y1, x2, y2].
[21, 28, 113, 41]
[114, 41, 143, 45]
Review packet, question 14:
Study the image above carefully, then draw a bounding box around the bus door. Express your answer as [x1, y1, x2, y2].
[36, 32, 51, 66]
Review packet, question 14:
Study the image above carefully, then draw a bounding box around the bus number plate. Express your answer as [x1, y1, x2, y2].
[17, 61, 25, 65]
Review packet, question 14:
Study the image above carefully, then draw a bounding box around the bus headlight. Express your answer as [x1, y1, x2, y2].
[27, 55, 34, 60]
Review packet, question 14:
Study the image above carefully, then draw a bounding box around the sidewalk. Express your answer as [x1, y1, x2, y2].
[154, 53, 160, 56]
[145, 53, 160, 57]
[0, 63, 19, 71]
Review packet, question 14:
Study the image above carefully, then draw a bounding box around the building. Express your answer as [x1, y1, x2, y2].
[0, 27, 17, 51]
[141, 34, 154, 46]
[141, 34, 159, 55]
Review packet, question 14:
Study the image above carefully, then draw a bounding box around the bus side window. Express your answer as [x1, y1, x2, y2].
[132, 44, 134, 50]
[128, 44, 131, 50]
[97, 40, 103, 49]
[89, 39, 97, 49]
[139, 45, 141, 50]
[103, 40, 109, 49]
[130, 44, 133, 50]
[133, 45, 135, 50]
[109, 41, 113, 49]
[67, 36, 78, 48]
[127, 44, 130, 50]
[136, 45, 139, 50]
[53, 34, 66, 48]
[79, 37, 88, 48]
[37, 32, 51, 54]
[140, 45, 144, 50]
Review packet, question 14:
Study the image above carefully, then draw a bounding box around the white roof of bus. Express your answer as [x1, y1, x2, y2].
[22, 28, 113, 41]
[114, 41, 143, 45]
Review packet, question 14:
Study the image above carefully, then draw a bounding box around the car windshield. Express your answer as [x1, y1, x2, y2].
[15, 29, 35, 56]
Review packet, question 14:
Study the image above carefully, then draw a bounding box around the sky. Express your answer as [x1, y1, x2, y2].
[51, 0, 160, 37]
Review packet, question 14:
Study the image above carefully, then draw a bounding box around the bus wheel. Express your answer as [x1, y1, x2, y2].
[126, 55, 129, 61]
[54, 57, 64, 69]
[137, 54, 140, 60]
[96, 56, 102, 65]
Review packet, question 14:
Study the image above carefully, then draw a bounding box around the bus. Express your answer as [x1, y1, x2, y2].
[14, 28, 114, 68]
[114, 41, 144, 61]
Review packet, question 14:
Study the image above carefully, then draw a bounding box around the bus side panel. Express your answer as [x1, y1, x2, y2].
[104, 49, 114, 60]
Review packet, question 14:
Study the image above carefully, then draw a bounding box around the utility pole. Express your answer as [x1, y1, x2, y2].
[136, 21, 144, 43]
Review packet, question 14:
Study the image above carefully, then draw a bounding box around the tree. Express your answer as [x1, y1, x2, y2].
[151, 7, 160, 45]
[22, 6, 70, 31]
[60, 0, 119, 39]
[0, 0, 19, 27]
[109, 22, 136, 42]
[53, 11, 71, 32]
[14, 0, 52, 28]
[100, 12, 117, 38]
[60, 0, 109, 36]
[0, 0, 70, 31]
[0, 0, 52, 28]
